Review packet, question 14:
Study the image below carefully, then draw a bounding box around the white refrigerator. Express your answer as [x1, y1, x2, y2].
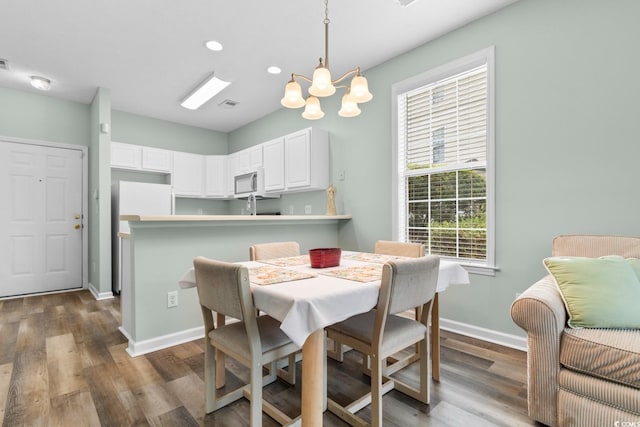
[112, 181, 174, 293]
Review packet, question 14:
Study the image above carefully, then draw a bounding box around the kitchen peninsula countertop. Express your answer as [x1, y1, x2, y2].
[121, 214, 352, 222]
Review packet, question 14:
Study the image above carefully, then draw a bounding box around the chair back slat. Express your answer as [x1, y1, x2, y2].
[250, 241, 300, 261]
[194, 256, 246, 320]
[374, 240, 424, 258]
[383, 256, 440, 315]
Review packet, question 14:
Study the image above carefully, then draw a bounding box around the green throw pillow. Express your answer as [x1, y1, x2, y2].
[543, 256, 640, 329]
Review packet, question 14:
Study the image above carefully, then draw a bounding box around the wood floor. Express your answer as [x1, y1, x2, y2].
[0, 290, 537, 426]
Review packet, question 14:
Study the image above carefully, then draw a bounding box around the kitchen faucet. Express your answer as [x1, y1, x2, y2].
[246, 193, 257, 216]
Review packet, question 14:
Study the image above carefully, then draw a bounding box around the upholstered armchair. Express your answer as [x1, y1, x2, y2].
[511, 235, 640, 427]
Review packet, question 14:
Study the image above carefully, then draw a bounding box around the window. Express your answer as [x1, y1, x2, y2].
[432, 127, 445, 163]
[392, 47, 495, 274]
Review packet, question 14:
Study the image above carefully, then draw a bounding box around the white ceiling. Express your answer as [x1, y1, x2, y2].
[0, 0, 519, 133]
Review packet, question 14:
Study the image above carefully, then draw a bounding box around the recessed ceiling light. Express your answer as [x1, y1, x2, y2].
[181, 73, 231, 110]
[205, 40, 223, 52]
[30, 76, 51, 91]
[267, 66, 282, 75]
[395, 0, 417, 6]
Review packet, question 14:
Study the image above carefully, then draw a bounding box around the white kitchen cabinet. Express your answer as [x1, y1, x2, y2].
[263, 137, 285, 193]
[172, 151, 204, 197]
[205, 155, 228, 198]
[284, 128, 329, 192]
[234, 145, 263, 175]
[111, 142, 142, 170]
[111, 142, 172, 174]
[141, 146, 172, 173]
[249, 145, 263, 170]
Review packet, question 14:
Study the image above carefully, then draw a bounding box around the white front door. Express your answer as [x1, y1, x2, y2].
[0, 140, 84, 297]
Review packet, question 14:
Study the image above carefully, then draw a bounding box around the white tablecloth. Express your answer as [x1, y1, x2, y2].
[178, 252, 469, 347]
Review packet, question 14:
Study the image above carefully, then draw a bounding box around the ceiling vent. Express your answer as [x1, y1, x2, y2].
[0, 59, 9, 70]
[218, 99, 239, 109]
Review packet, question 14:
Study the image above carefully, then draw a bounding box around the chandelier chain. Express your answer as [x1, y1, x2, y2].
[324, 0, 330, 24]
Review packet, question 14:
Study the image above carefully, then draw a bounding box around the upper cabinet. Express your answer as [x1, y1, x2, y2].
[111, 126, 328, 199]
[141, 147, 172, 173]
[172, 151, 204, 197]
[234, 145, 263, 175]
[264, 127, 329, 194]
[111, 142, 142, 170]
[111, 142, 172, 173]
[205, 155, 229, 198]
[263, 137, 285, 193]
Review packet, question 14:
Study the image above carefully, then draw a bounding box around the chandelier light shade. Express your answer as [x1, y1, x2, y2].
[281, 0, 372, 119]
[350, 74, 373, 103]
[302, 96, 325, 120]
[281, 79, 305, 108]
[308, 60, 336, 97]
[338, 90, 361, 118]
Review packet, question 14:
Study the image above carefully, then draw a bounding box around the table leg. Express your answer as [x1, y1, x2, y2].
[301, 329, 324, 427]
[431, 293, 440, 382]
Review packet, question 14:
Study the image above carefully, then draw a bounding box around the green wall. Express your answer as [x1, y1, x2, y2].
[111, 110, 228, 154]
[0, 87, 90, 145]
[229, 0, 640, 338]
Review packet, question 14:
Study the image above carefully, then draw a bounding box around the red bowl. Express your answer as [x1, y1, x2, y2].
[309, 248, 341, 268]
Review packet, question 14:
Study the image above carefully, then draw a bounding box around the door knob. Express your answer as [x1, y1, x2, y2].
[74, 224, 81, 229]
[74, 215, 81, 220]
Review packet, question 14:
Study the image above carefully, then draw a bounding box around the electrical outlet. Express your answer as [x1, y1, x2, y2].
[289, 205, 294, 214]
[167, 291, 178, 308]
[338, 170, 345, 181]
[305, 205, 312, 214]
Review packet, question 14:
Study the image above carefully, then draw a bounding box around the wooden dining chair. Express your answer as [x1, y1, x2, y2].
[326, 256, 440, 427]
[249, 241, 300, 261]
[193, 256, 300, 427]
[248, 241, 300, 385]
[374, 240, 425, 375]
[328, 240, 425, 371]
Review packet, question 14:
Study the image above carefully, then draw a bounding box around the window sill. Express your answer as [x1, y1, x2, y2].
[441, 258, 499, 277]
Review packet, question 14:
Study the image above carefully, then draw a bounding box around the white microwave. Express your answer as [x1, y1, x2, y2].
[233, 168, 278, 199]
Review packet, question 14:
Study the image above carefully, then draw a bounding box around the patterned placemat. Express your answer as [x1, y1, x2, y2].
[257, 255, 310, 267]
[342, 252, 410, 264]
[249, 265, 316, 285]
[320, 264, 384, 283]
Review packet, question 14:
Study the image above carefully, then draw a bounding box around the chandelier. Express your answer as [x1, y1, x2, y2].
[280, 0, 373, 119]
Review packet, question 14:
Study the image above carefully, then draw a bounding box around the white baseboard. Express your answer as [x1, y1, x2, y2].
[440, 318, 527, 352]
[88, 282, 114, 300]
[125, 326, 204, 357]
[119, 318, 526, 359]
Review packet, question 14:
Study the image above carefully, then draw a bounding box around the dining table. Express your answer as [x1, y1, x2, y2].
[179, 251, 469, 427]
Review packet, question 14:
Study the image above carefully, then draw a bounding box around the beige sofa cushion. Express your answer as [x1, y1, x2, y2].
[560, 327, 640, 389]
[559, 370, 640, 419]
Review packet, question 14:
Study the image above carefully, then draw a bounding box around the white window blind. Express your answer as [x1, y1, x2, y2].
[394, 48, 494, 270]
